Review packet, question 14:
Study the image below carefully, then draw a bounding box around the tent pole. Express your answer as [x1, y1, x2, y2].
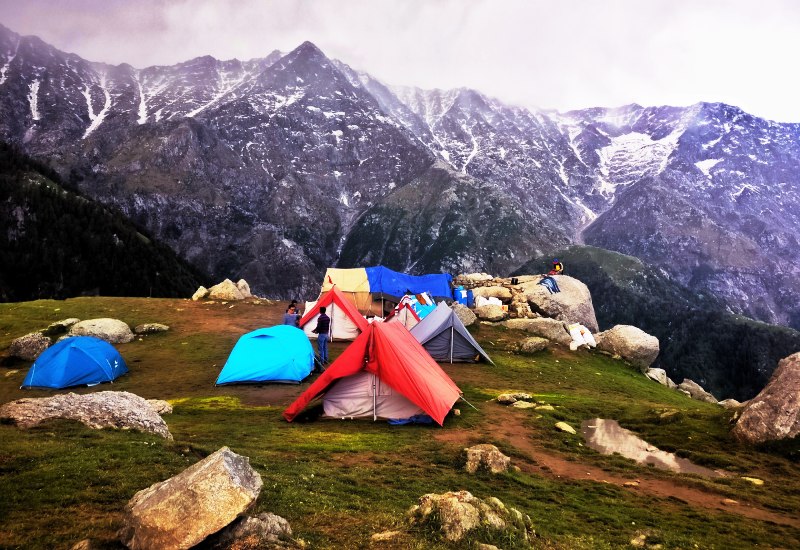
[460, 396, 479, 411]
[373, 375, 377, 422]
[450, 325, 454, 363]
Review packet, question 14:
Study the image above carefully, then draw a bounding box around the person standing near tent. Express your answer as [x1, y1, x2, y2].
[312, 306, 331, 363]
[283, 305, 300, 327]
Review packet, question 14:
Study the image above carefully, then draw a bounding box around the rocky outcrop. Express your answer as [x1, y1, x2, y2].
[0, 391, 172, 439]
[719, 399, 743, 409]
[520, 275, 599, 332]
[8, 332, 51, 361]
[119, 447, 263, 550]
[496, 392, 533, 405]
[451, 302, 477, 327]
[407, 490, 534, 543]
[472, 286, 512, 301]
[474, 304, 506, 322]
[206, 512, 302, 549]
[595, 325, 659, 372]
[67, 318, 134, 344]
[677, 379, 719, 404]
[192, 286, 210, 301]
[43, 318, 80, 337]
[134, 323, 170, 335]
[208, 279, 245, 301]
[645, 368, 677, 389]
[732, 352, 800, 444]
[501, 318, 572, 346]
[464, 444, 511, 474]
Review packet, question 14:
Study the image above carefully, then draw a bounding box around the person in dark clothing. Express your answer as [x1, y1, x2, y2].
[312, 306, 331, 363]
[282, 305, 300, 327]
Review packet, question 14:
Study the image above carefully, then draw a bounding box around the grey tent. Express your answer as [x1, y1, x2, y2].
[410, 302, 494, 365]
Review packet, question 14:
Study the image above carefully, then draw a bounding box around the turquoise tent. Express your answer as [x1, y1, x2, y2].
[21, 336, 128, 389]
[216, 325, 314, 385]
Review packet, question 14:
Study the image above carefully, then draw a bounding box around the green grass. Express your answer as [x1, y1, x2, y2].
[1, 298, 799, 549]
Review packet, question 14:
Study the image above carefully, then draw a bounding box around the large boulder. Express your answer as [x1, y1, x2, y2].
[119, 447, 263, 550]
[0, 391, 172, 439]
[67, 318, 134, 344]
[520, 275, 598, 332]
[236, 279, 252, 299]
[677, 379, 718, 404]
[501, 318, 572, 346]
[451, 302, 477, 327]
[519, 337, 549, 354]
[134, 323, 170, 335]
[464, 444, 511, 474]
[732, 352, 800, 444]
[471, 286, 513, 301]
[43, 318, 80, 337]
[595, 325, 659, 372]
[407, 490, 534, 543]
[192, 286, 209, 301]
[475, 304, 506, 322]
[645, 368, 677, 389]
[205, 512, 302, 549]
[208, 279, 245, 301]
[8, 332, 51, 361]
[457, 273, 494, 283]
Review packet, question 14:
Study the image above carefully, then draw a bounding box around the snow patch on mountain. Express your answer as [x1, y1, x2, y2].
[0, 37, 19, 85]
[695, 158, 722, 178]
[27, 80, 40, 121]
[82, 75, 112, 139]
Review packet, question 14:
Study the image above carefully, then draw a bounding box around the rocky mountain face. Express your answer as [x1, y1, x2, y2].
[1, 23, 799, 330]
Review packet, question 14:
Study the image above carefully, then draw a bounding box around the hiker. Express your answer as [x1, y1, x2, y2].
[312, 305, 331, 364]
[548, 258, 564, 275]
[283, 305, 300, 327]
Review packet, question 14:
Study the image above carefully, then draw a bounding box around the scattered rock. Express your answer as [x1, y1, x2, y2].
[67, 318, 134, 344]
[741, 477, 764, 486]
[477, 544, 501, 550]
[208, 279, 245, 301]
[519, 337, 549, 353]
[474, 304, 507, 322]
[147, 399, 173, 415]
[554, 422, 576, 434]
[496, 392, 533, 405]
[732, 351, 800, 444]
[464, 444, 511, 474]
[371, 530, 403, 542]
[630, 533, 647, 548]
[721, 498, 739, 506]
[511, 401, 536, 409]
[192, 286, 209, 301]
[645, 368, 677, 388]
[719, 398, 743, 409]
[43, 318, 80, 337]
[69, 539, 100, 550]
[535, 404, 555, 411]
[623, 481, 639, 488]
[0, 391, 172, 439]
[206, 512, 302, 549]
[595, 325, 659, 372]
[451, 302, 478, 327]
[8, 332, 51, 361]
[458, 273, 494, 283]
[134, 323, 170, 335]
[407, 490, 533, 543]
[119, 447, 263, 550]
[677, 379, 718, 404]
[501, 318, 572, 346]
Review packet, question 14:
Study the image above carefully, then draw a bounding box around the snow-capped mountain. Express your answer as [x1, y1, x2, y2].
[1, 23, 799, 330]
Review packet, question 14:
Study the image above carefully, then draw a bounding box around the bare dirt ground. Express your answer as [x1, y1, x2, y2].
[434, 405, 800, 529]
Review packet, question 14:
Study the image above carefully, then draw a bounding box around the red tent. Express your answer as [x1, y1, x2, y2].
[384, 299, 421, 330]
[283, 322, 461, 426]
[299, 285, 369, 340]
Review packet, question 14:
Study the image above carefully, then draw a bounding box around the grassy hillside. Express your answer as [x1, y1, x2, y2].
[513, 245, 800, 402]
[0, 142, 205, 302]
[1, 297, 798, 549]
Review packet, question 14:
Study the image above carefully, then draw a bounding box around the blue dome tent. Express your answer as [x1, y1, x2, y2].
[21, 336, 128, 389]
[216, 325, 315, 385]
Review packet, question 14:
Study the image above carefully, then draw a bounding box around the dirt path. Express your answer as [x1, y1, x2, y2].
[435, 405, 800, 529]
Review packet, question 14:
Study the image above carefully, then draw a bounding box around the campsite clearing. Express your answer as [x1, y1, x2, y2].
[1, 297, 799, 549]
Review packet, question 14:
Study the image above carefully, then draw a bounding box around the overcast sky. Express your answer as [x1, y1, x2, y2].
[2, 0, 799, 122]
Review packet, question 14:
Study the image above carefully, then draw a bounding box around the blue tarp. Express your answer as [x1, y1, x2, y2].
[22, 336, 128, 389]
[365, 266, 453, 299]
[216, 325, 315, 385]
